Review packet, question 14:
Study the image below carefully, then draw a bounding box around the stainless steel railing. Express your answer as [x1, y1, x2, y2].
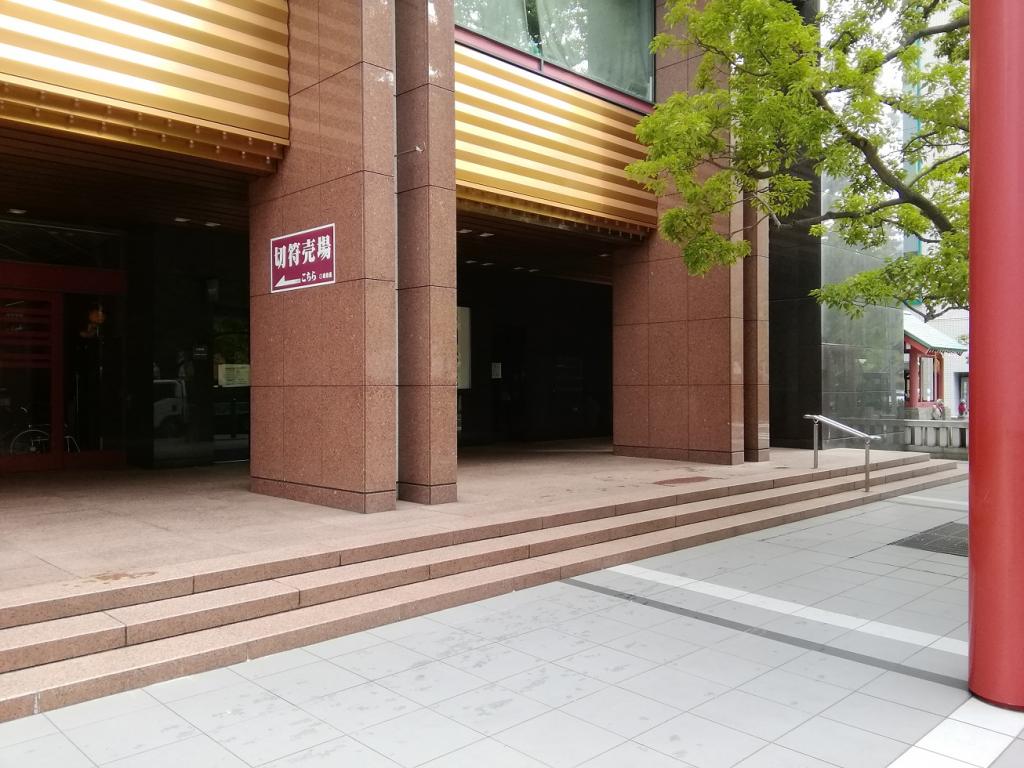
[804, 414, 884, 491]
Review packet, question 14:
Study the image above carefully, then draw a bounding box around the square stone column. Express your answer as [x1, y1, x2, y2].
[744, 199, 770, 461]
[612, 20, 746, 465]
[248, 0, 398, 512]
[395, 0, 458, 503]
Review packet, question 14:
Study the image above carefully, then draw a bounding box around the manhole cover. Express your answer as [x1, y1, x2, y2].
[892, 522, 968, 557]
[655, 476, 713, 486]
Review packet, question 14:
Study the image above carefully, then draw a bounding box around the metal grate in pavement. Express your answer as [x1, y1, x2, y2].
[892, 522, 968, 557]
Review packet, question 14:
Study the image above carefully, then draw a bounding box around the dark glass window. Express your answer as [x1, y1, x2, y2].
[455, 0, 654, 100]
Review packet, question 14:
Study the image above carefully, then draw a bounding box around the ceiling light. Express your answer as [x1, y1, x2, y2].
[458, 228, 473, 234]
[513, 266, 525, 271]
[481, 262, 494, 267]
[479, 232, 494, 238]
[204, 221, 220, 228]
[598, 252, 609, 258]
[174, 217, 190, 223]
[528, 268, 540, 273]
[7, 208, 26, 215]
[464, 259, 478, 264]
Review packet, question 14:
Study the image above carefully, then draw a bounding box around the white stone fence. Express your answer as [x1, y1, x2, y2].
[904, 418, 969, 457]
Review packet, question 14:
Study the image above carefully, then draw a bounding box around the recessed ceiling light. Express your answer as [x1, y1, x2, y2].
[598, 252, 609, 258]
[528, 268, 540, 273]
[204, 221, 220, 228]
[479, 232, 494, 238]
[458, 228, 473, 234]
[464, 259, 478, 264]
[481, 262, 494, 267]
[7, 208, 26, 215]
[174, 217, 190, 223]
[513, 266, 525, 271]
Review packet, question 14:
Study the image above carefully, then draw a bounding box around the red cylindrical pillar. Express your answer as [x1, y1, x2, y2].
[969, 0, 1024, 707]
[909, 349, 920, 407]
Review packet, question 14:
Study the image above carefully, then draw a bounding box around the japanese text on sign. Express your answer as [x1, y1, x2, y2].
[270, 224, 336, 293]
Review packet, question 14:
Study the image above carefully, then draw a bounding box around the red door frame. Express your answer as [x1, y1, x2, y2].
[0, 260, 126, 472]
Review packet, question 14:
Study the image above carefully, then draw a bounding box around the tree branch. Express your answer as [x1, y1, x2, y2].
[879, 12, 970, 68]
[810, 90, 954, 232]
[906, 149, 970, 188]
[785, 197, 905, 228]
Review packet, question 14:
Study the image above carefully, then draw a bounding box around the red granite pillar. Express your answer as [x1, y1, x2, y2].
[395, 0, 458, 503]
[248, 0, 398, 512]
[612, 11, 745, 465]
[969, 0, 1024, 708]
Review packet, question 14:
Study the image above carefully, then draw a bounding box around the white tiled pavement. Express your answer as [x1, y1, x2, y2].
[3, 479, 1019, 768]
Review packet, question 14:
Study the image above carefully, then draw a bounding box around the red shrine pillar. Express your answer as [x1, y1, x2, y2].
[969, 0, 1024, 708]
[908, 348, 920, 408]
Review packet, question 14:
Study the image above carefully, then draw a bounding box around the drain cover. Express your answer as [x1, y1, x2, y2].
[892, 523, 968, 557]
[655, 476, 713, 486]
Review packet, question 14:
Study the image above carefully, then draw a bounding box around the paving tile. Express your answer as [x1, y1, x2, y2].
[776, 716, 912, 768]
[734, 743, 838, 767]
[260, 735, 401, 767]
[739, 669, 851, 715]
[690, 689, 811, 740]
[256, 660, 367, 704]
[300, 682, 421, 733]
[305, 632, 385, 660]
[46, 689, 160, 730]
[553, 613, 637, 644]
[499, 662, 607, 707]
[886, 746, 976, 768]
[392, 626, 489, 660]
[494, 709, 625, 768]
[431, 682, 549, 735]
[619, 665, 730, 710]
[0, 732, 94, 768]
[371, 616, 447, 641]
[212, 706, 342, 765]
[903, 647, 969, 681]
[759, 614, 848, 644]
[821, 692, 944, 743]
[990, 739, 1024, 768]
[231, 648, 322, 680]
[102, 734, 248, 768]
[562, 685, 682, 738]
[500, 627, 597, 662]
[917, 719, 1015, 767]
[351, 708, 482, 767]
[780, 651, 885, 689]
[333, 641, 434, 680]
[145, 668, 248, 704]
[167, 680, 295, 733]
[859, 671, 970, 716]
[376, 660, 486, 706]
[603, 628, 700, 664]
[443, 642, 545, 682]
[669, 647, 773, 687]
[651, 616, 741, 647]
[64, 704, 199, 764]
[555, 644, 656, 684]
[823, 629, 922, 663]
[578, 740, 692, 767]
[950, 697, 1024, 737]
[714, 633, 807, 667]
[0, 714, 57, 749]
[593, 601, 677, 629]
[636, 711, 767, 768]
[419, 738, 548, 767]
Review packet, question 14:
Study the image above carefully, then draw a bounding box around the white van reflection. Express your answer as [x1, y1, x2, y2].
[153, 379, 187, 437]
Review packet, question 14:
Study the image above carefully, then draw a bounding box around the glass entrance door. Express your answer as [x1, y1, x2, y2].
[0, 289, 62, 471]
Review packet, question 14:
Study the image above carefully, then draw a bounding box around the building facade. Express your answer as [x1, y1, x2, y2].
[0, 0, 770, 511]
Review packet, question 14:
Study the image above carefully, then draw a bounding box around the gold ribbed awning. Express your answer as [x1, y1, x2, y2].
[454, 43, 656, 234]
[0, 0, 289, 173]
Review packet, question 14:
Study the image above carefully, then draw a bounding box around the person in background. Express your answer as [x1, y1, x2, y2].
[958, 399, 968, 418]
[931, 399, 946, 419]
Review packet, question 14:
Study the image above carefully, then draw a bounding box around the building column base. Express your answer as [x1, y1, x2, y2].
[397, 482, 458, 505]
[251, 477, 396, 514]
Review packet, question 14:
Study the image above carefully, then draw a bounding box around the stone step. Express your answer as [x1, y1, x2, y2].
[0, 462, 964, 696]
[0, 454, 931, 631]
[0, 464, 966, 722]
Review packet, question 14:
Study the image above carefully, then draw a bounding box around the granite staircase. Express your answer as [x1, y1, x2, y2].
[0, 453, 966, 721]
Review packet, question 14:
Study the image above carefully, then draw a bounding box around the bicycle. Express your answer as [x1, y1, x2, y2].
[2, 406, 80, 455]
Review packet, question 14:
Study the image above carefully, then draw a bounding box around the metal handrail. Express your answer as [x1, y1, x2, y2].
[804, 414, 883, 491]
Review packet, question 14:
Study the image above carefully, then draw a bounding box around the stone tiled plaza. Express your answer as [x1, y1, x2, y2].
[4, 479, 1015, 768]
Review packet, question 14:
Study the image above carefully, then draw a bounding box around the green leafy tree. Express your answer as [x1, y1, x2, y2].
[626, 0, 969, 321]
